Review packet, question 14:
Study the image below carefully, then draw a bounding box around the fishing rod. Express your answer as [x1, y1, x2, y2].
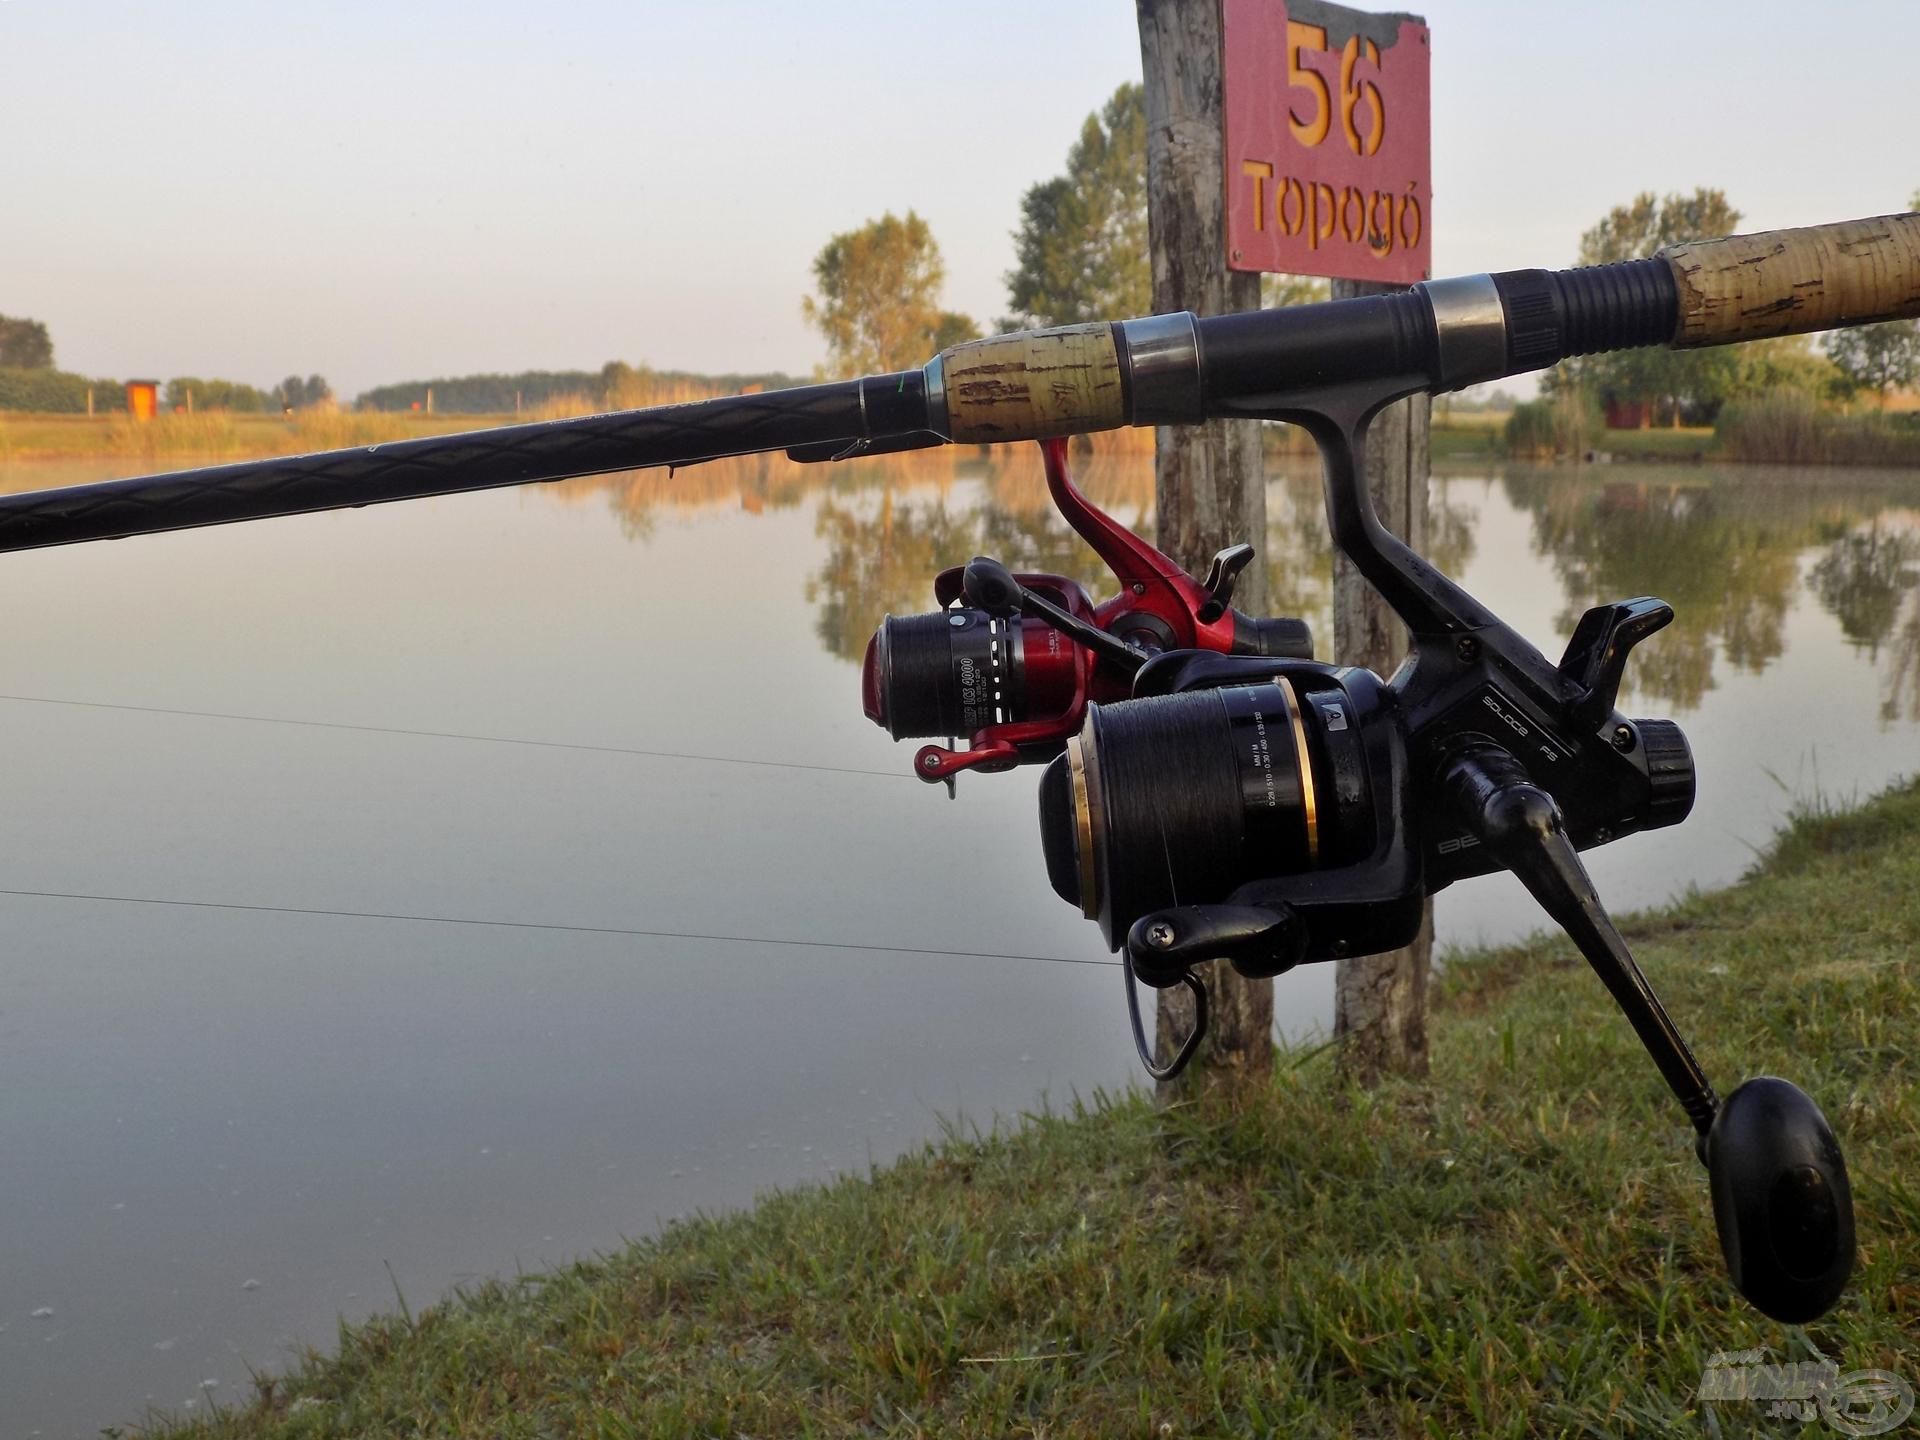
[5, 216, 1911, 553]
[11, 212, 1919, 1328]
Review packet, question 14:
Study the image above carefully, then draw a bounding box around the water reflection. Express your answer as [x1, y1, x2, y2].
[542, 443, 1916, 732]
[1808, 523, 1920, 725]
[1886, 595, 1920, 724]
[800, 450, 1473, 665]
[1500, 466, 1920, 714]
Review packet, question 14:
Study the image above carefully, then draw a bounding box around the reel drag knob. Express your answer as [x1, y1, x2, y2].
[1706, 1076, 1855, 1323]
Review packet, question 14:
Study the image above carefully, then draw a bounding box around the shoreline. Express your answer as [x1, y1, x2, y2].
[143, 779, 1920, 1437]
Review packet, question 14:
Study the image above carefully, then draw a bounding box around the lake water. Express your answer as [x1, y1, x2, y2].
[1, 445, 1916, 1433]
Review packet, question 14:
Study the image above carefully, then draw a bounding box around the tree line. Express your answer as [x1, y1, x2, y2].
[0, 314, 337, 416]
[355, 364, 800, 415]
[1542, 188, 1920, 425]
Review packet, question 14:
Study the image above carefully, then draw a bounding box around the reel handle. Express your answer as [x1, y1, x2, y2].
[1444, 741, 1856, 1322]
[1707, 1077, 1856, 1324]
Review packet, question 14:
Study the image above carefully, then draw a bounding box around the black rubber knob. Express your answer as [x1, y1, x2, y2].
[961, 555, 1023, 616]
[1707, 1077, 1855, 1324]
[1635, 718, 1696, 829]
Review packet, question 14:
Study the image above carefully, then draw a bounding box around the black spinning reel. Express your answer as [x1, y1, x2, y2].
[1021, 378, 1854, 1326]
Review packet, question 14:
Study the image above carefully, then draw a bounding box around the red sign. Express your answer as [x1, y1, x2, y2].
[1223, 0, 1431, 284]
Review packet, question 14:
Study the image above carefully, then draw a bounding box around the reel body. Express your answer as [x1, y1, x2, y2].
[860, 438, 1311, 781]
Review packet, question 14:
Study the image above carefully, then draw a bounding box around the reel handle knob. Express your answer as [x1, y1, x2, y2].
[960, 555, 1023, 616]
[1707, 1076, 1855, 1324]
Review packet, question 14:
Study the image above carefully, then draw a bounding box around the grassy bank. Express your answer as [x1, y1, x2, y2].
[144, 780, 1920, 1437]
[1432, 417, 1717, 464]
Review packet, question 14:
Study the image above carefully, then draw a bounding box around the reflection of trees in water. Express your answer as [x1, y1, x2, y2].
[551, 446, 965, 545]
[1884, 592, 1920, 723]
[549, 438, 1485, 664]
[1809, 518, 1920, 724]
[802, 448, 1477, 665]
[1267, 467, 1477, 655]
[806, 450, 1144, 662]
[808, 488, 980, 660]
[1811, 524, 1919, 655]
[1504, 467, 1920, 713]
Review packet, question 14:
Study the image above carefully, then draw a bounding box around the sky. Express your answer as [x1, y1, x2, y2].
[3, 0, 1917, 399]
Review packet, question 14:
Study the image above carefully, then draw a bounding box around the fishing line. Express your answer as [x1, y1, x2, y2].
[0, 693, 907, 780]
[0, 886, 1117, 970]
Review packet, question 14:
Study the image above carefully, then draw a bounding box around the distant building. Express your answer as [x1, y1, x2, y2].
[1604, 397, 1652, 430]
[125, 380, 160, 422]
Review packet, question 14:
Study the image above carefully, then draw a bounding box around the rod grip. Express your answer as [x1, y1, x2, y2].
[1663, 212, 1920, 348]
[940, 323, 1126, 444]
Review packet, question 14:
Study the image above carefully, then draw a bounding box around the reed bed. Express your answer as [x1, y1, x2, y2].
[1717, 389, 1920, 467]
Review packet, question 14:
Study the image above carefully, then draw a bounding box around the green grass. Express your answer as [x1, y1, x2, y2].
[143, 783, 1920, 1438]
[1595, 426, 1719, 462]
[1430, 420, 1504, 459]
[1432, 418, 1720, 464]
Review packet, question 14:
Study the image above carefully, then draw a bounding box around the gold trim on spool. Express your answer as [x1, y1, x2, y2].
[1066, 728, 1100, 919]
[1275, 677, 1319, 864]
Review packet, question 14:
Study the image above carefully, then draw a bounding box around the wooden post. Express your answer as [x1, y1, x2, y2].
[1138, 0, 1272, 1091]
[1330, 276, 1432, 1083]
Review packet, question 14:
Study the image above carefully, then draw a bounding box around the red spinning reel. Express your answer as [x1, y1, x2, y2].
[860, 437, 1311, 781]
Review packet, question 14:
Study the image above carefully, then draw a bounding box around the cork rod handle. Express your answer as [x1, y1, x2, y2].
[1663, 213, 1920, 348]
[939, 322, 1126, 445]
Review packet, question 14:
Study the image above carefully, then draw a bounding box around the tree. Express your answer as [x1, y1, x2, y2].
[1003, 84, 1150, 328]
[164, 376, 270, 412]
[801, 212, 976, 377]
[277, 374, 334, 409]
[1577, 189, 1742, 266]
[0, 314, 54, 369]
[1004, 83, 1331, 335]
[929, 311, 982, 354]
[1825, 321, 1920, 409]
[1262, 274, 1329, 308]
[1550, 190, 1744, 424]
[1733, 334, 1844, 402]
